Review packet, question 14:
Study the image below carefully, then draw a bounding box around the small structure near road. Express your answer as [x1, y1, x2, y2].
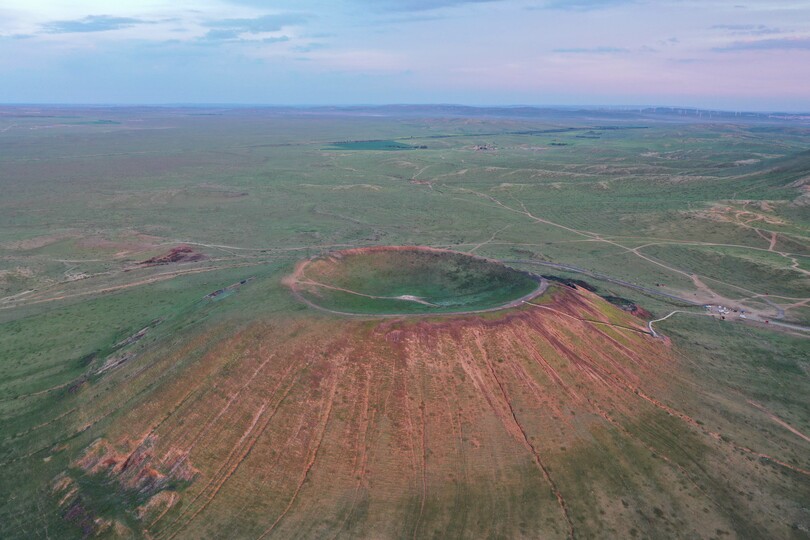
[704, 304, 732, 316]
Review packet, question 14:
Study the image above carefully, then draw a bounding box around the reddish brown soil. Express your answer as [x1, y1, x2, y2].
[630, 305, 653, 319]
[53, 436, 198, 536]
[54, 283, 807, 538]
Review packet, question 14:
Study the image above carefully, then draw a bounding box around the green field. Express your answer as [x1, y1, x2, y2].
[0, 105, 808, 539]
[327, 140, 420, 151]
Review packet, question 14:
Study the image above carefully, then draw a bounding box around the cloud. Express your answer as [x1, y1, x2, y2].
[263, 36, 291, 44]
[223, 0, 499, 11]
[362, 0, 499, 12]
[668, 57, 705, 64]
[198, 30, 291, 44]
[201, 29, 242, 42]
[378, 14, 449, 24]
[534, 0, 637, 11]
[292, 42, 328, 52]
[203, 13, 310, 34]
[42, 15, 152, 34]
[714, 37, 810, 51]
[298, 49, 409, 72]
[553, 46, 629, 53]
[711, 24, 780, 35]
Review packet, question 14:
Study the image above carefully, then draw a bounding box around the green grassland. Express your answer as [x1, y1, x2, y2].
[327, 140, 419, 150]
[3, 108, 807, 310]
[0, 106, 808, 538]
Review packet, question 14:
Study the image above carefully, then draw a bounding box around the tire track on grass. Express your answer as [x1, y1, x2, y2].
[156, 360, 304, 538]
[332, 364, 374, 540]
[583, 397, 728, 514]
[412, 393, 428, 540]
[256, 364, 342, 539]
[181, 354, 276, 456]
[473, 335, 576, 540]
[571, 334, 810, 479]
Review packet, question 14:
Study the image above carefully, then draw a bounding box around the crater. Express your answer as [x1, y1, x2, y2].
[287, 246, 544, 315]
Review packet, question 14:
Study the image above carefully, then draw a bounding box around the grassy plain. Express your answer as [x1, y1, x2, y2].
[0, 105, 808, 538]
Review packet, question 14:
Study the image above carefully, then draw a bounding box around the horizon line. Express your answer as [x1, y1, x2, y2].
[2, 102, 809, 116]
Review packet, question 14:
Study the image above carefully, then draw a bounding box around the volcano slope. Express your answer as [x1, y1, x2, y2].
[23, 251, 807, 539]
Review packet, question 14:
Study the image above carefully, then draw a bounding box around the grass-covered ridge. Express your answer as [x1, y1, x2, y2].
[292, 246, 541, 315]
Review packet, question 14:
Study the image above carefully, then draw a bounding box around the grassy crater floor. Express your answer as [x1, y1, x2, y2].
[290, 246, 542, 315]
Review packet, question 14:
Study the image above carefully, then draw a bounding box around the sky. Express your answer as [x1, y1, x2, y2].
[1, 0, 809, 110]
